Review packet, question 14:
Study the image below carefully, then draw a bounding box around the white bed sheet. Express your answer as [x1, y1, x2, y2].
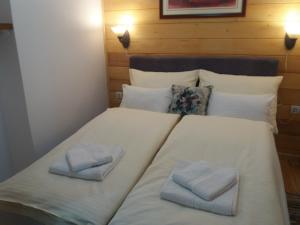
[109, 115, 289, 225]
[0, 108, 179, 225]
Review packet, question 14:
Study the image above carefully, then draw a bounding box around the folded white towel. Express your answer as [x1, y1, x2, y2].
[49, 146, 124, 181]
[172, 161, 238, 201]
[160, 161, 239, 216]
[66, 144, 113, 172]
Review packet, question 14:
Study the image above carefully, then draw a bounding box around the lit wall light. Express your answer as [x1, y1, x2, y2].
[285, 11, 300, 50]
[111, 15, 133, 49]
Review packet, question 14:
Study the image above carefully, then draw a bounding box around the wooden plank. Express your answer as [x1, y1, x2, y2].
[251, 0, 300, 3]
[104, 4, 300, 24]
[287, 56, 300, 74]
[280, 73, 300, 90]
[109, 92, 121, 107]
[0, 23, 13, 30]
[109, 98, 121, 108]
[278, 120, 300, 136]
[110, 101, 120, 108]
[106, 22, 285, 40]
[277, 105, 300, 121]
[108, 66, 129, 80]
[107, 53, 129, 67]
[280, 156, 300, 194]
[104, 0, 157, 11]
[279, 89, 300, 105]
[106, 38, 300, 56]
[106, 53, 287, 73]
[276, 134, 300, 153]
[109, 79, 130, 91]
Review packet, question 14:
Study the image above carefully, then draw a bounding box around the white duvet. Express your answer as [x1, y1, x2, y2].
[0, 108, 179, 225]
[109, 115, 289, 225]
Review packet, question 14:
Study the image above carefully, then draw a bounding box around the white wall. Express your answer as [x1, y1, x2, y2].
[0, 31, 35, 177]
[10, 0, 108, 155]
[0, 110, 11, 181]
[0, 0, 13, 182]
[0, 0, 12, 22]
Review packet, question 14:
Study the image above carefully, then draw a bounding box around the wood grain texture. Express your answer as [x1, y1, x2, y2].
[276, 135, 300, 154]
[105, 22, 286, 39]
[0, 23, 13, 30]
[279, 155, 300, 223]
[106, 38, 300, 55]
[280, 155, 300, 195]
[104, 0, 300, 157]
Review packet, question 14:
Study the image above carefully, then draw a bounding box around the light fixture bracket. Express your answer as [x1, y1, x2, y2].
[285, 33, 297, 50]
[117, 30, 130, 49]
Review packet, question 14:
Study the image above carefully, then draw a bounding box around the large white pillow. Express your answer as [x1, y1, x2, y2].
[130, 69, 198, 88]
[120, 84, 172, 113]
[208, 91, 275, 128]
[199, 69, 283, 133]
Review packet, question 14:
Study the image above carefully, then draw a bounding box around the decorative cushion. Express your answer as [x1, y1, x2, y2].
[168, 85, 212, 116]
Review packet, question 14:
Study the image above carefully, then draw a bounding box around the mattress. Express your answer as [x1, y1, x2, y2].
[0, 108, 180, 225]
[109, 115, 290, 225]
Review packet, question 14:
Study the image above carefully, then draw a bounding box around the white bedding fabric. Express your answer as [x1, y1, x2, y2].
[109, 116, 289, 225]
[130, 69, 198, 88]
[0, 108, 179, 225]
[120, 84, 172, 113]
[208, 91, 275, 127]
[198, 69, 283, 133]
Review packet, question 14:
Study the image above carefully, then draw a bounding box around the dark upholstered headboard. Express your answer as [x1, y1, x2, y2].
[129, 56, 279, 76]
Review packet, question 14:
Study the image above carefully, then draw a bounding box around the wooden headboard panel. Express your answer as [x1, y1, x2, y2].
[129, 55, 278, 76]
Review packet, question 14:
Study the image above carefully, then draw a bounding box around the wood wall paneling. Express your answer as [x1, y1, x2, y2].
[0, 23, 13, 30]
[104, 0, 300, 156]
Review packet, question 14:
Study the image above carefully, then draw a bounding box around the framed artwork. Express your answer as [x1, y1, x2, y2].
[160, 0, 247, 18]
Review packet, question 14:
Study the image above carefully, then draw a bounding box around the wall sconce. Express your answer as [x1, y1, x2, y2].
[284, 11, 300, 50]
[111, 25, 130, 49]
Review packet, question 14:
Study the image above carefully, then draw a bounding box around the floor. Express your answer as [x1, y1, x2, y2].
[280, 155, 300, 225]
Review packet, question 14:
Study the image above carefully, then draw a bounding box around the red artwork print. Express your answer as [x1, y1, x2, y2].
[169, 0, 237, 9]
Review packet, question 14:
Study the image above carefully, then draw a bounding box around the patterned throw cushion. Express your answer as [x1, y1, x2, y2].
[168, 85, 212, 116]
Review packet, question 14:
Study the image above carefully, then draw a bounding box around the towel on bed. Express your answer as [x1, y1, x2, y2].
[160, 161, 239, 216]
[172, 161, 238, 201]
[66, 144, 113, 172]
[49, 146, 124, 181]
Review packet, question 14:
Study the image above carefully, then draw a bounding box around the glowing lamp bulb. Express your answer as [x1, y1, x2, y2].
[120, 15, 133, 29]
[111, 25, 127, 36]
[285, 11, 300, 37]
[111, 15, 133, 49]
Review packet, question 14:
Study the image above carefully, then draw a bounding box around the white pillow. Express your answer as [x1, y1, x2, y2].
[120, 84, 172, 113]
[199, 69, 283, 133]
[130, 69, 198, 88]
[208, 91, 275, 127]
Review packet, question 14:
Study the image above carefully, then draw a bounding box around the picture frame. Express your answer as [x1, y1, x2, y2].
[160, 0, 247, 18]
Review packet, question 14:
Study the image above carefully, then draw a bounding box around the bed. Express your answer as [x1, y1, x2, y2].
[108, 56, 289, 225]
[0, 108, 180, 225]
